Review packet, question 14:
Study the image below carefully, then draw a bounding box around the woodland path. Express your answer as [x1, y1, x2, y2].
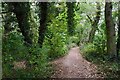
[51, 47, 104, 78]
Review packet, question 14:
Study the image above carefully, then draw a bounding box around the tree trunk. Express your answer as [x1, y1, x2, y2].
[12, 2, 33, 46]
[38, 2, 48, 48]
[66, 2, 75, 36]
[2, 3, 14, 35]
[105, 2, 117, 58]
[88, 3, 101, 43]
[117, 1, 120, 57]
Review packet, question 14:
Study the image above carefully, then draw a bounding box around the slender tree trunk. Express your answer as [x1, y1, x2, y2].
[66, 2, 75, 36]
[105, 2, 117, 58]
[88, 3, 101, 43]
[117, 1, 120, 57]
[38, 2, 48, 48]
[11, 2, 33, 46]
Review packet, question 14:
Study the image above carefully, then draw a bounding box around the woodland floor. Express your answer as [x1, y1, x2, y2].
[51, 47, 105, 78]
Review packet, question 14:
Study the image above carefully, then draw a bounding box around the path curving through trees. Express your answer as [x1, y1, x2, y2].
[51, 47, 104, 78]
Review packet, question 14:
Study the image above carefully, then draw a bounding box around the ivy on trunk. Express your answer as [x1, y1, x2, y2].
[12, 2, 33, 46]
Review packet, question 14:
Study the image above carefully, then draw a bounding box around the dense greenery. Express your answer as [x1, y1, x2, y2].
[1, 1, 120, 78]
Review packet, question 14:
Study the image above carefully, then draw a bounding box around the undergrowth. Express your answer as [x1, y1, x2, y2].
[2, 31, 53, 78]
[81, 43, 120, 78]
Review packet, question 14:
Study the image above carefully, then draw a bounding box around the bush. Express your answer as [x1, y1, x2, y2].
[93, 32, 107, 54]
[81, 41, 119, 78]
[2, 32, 52, 78]
[43, 12, 68, 60]
[81, 43, 97, 61]
[44, 33, 68, 60]
[67, 36, 79, 49]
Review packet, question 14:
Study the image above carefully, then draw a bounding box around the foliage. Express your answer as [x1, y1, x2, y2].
[67, 36, 79, 49]
[2, 2, 69, 78]
[81, 43, 97, 61]
[44, 7, 68, 60]
[81, 20, 119, 77]
[81, 30, 119, 78]
[2, 2, 120, 78]
[2, 31, 52, 78]
[81, 43, 119, 78]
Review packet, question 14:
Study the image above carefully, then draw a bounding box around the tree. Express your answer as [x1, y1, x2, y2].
[105, 2, 117, 58]
[2, 3, 15, 35]
[117, 1, 120, 57]
[11, 2, 33, 46]
[88, 2, 101, 43]
[38, 2, 48, 48]
[66, 2, 75, 36]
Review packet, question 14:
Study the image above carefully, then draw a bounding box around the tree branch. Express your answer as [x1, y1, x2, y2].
[87, 15, 93, 24]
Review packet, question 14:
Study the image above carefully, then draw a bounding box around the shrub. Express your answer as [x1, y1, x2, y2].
[2, 32, 52, 78]
[67, 36, 79, 49]
[81, 43, 97, 61]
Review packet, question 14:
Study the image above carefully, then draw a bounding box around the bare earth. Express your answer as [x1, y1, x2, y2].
[51, 47, 104, 78]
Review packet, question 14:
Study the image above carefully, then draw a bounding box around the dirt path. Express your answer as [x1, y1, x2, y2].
[51, 47, 103, 78]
